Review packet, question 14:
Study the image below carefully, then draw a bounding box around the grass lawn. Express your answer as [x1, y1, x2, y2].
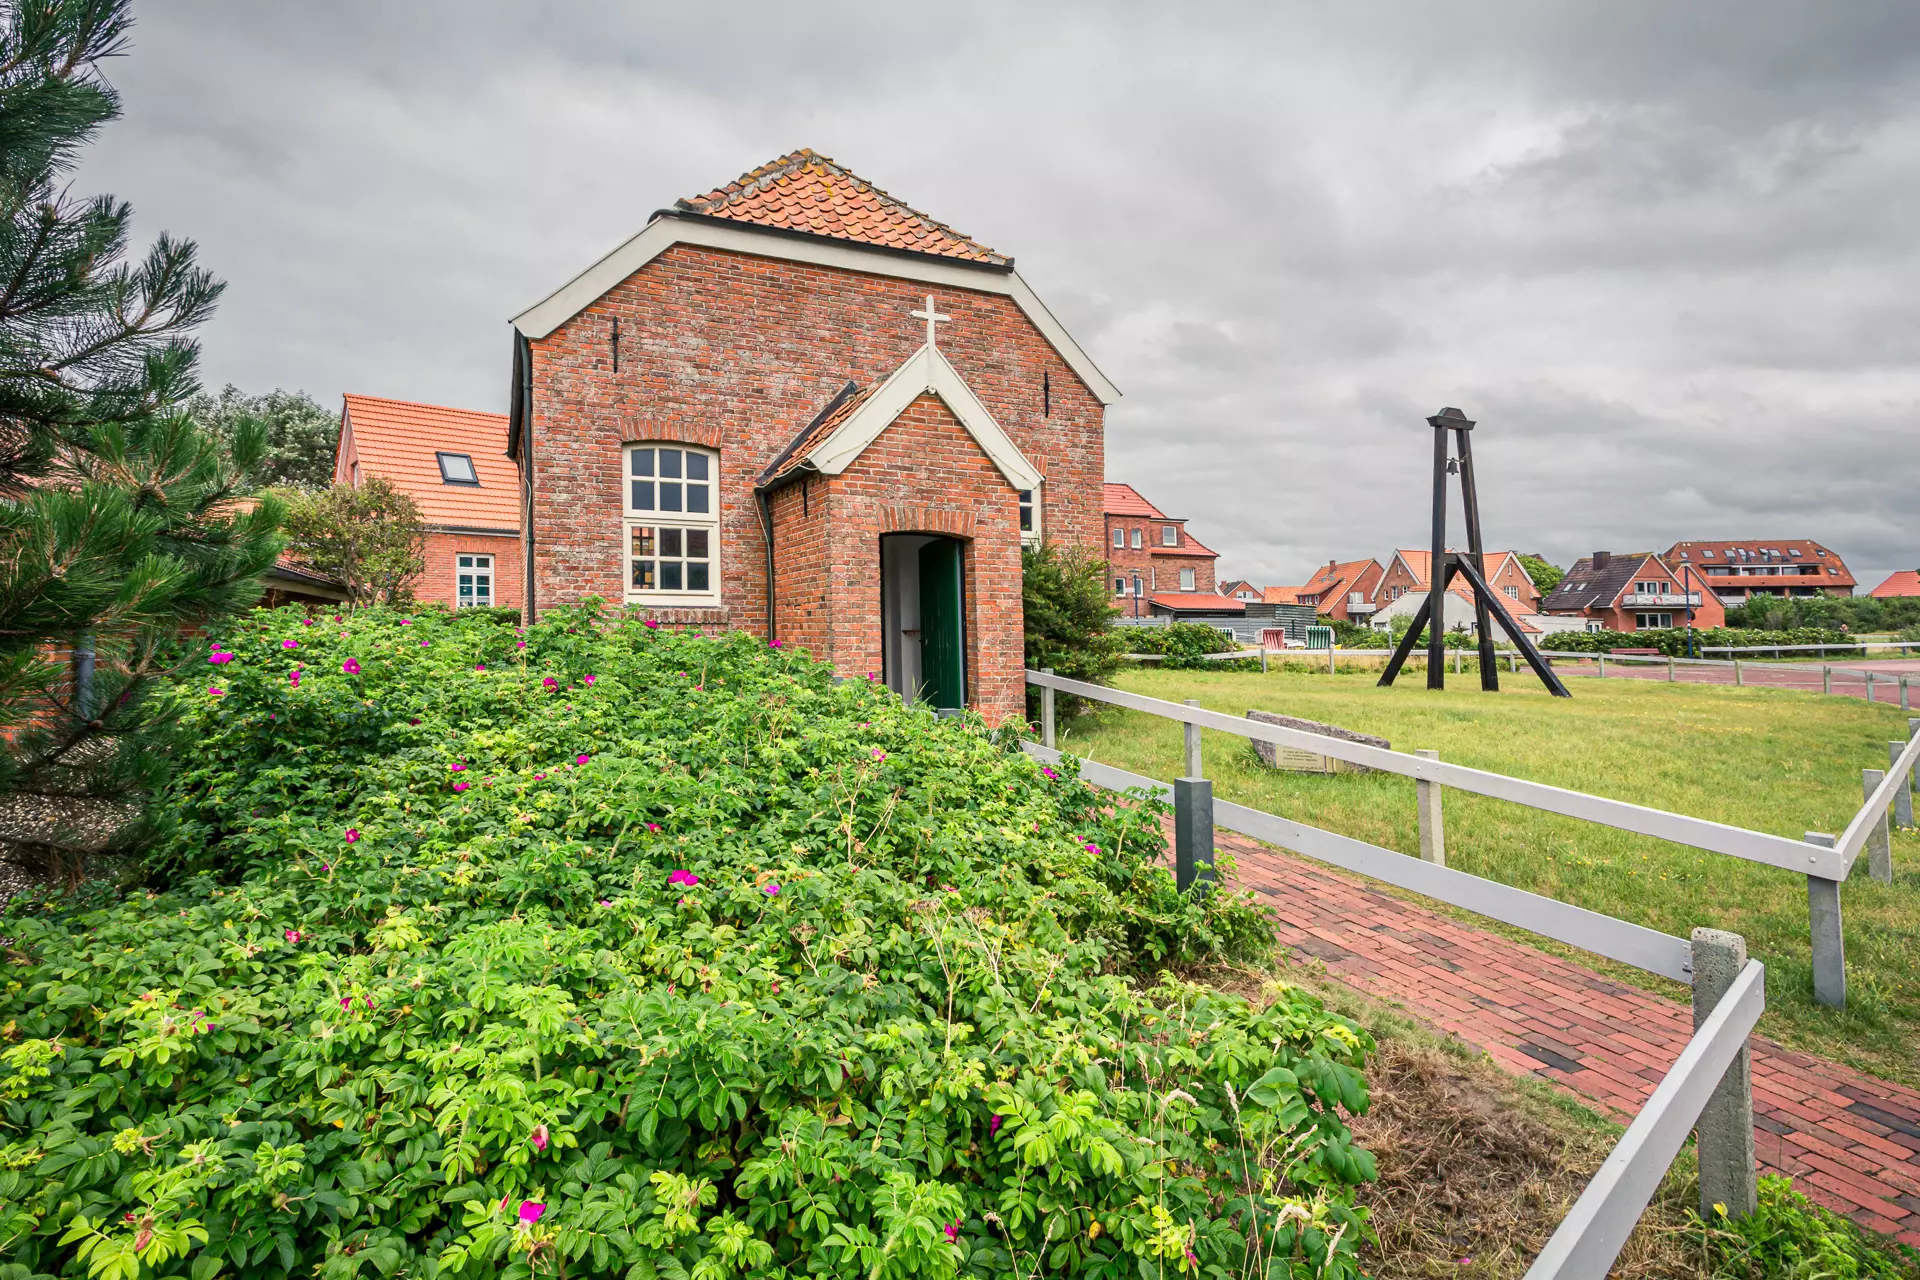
[1060, 667, 1920, 1085]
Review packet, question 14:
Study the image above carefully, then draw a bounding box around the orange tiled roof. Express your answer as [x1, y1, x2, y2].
[1263, 585, 1303, 605]
[1103, 482, 1165, 519]
[1392, 549, 1514, 590]
[339, 395, 519, 531]
[760, 381, 870, 485]
[678, 150, 1007, 266]
[1664, 539, 1855, 587]
[1150, 593, 1246, 613]
[1869, 570, 1920, 598]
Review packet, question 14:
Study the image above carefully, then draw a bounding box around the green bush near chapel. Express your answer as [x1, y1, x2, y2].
[0, 606, 1376, 1279]
[1124, 622, 1255, 670]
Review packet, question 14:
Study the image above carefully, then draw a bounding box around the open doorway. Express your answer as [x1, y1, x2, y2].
[880, 533, 966, 711]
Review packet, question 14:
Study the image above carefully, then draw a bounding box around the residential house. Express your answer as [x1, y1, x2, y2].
[1103, 482, 1225, 616]
[1219, 579, 1263, 602]
[505, 149, 1115, 724]
[334, 394, 525, 611]
[1539, 551, 1727, 632]
[1868, 570, 1920, 599]
[1376, 550, 1539, 614]
[1293, 558, 1383, 623]
[1663, 540, 1855, 602]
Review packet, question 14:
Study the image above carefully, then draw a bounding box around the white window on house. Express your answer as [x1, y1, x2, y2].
[437, 452, 479, 485]
[456, 554, 493, 607]
[1702, 549, 1716, 557]
[1130, 528, 1143, 550]
[1162, 525, 1179, 547]
[625, 445, 718, 604]
[1017, 487, 1041, 545]
[1132, 575, 1143, 597]
[1180, 568, 1196, 591]
[1635, 612, 1673, 630]
[1112, 527, 1125, 548]
[1114, 577, 1127, 596]
[1503, 584, 1519, 601]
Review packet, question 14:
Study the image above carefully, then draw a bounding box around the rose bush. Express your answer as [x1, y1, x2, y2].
[0, 605, 1375, 1278]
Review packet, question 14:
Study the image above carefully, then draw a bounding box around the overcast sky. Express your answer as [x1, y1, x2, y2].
[78, 2, 1920, 590]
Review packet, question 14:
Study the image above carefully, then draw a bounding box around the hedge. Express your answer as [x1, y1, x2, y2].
[1536, 626, 1854, 656]
[0, 605, 1376, 1279]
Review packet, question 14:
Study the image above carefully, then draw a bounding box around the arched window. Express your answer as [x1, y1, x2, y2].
[625, 444, 719, 605]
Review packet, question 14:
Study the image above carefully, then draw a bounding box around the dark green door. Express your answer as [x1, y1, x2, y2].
[917, 539, 965, 711]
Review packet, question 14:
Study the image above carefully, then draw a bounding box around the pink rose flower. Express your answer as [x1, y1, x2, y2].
[341, 658, 360, 675]
[345, 828, 360, 843]
[285, 929, 303, 944]
[282, 639, 298, 649]
[530, 1123, 549, 1152]
[208, 686, 225, 696]
[474, 663, 486, 672]
[583, 674, 595, 685]
[575, 753, 589, 765]
[450, 763, 466, 772]
[208, 651, 232, 665]
[542, 676, 558, 689]
[643, 619, 659, 630]
[764, 882, 781, 897]
[452, 781, 470, 793]
[519, 1201, 545, 1224]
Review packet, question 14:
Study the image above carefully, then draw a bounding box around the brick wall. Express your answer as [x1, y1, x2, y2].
[767, 394, 1025, 724]
[1103, 514, 1215, 599]
[524, 242, 1106, 643]
[413, 530, 523, 611]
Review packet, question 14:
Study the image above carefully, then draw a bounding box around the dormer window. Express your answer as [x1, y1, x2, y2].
[1162, 525, 1179, 547]
[437, 452, 479, 485]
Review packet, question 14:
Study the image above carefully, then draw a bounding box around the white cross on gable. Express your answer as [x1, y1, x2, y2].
[910, 294, 950, 349]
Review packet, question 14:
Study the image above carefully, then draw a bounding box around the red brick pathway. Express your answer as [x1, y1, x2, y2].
[1222, 831, 1920, 1247]
[1554, 655, 1920, 706]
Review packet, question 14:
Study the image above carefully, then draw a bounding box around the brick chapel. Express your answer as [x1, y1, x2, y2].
[503, 150, 1118, 723]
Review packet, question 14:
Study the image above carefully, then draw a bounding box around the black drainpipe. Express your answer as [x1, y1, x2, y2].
[754, 485, 777, 645]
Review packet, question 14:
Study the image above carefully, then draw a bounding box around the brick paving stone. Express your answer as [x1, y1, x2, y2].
[1218, 828, 1920, 1247]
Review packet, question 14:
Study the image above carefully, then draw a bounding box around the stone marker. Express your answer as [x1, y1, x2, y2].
[1246, 710, 1390, 774]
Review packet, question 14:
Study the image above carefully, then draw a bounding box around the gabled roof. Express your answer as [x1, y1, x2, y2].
[1390, 549, 1514, 591]
[1103, 482, 1165, 518]
[1541, 553, 1657, 613]
[760, 343, 1040, 492]
[510, 152, 1119, 405]
[677, 150, 1006, 266]
[1263, 585, 1303, 605]
[338, 395, 519, 531]
[1219, 579, 1260, 597]
[1868, 570, 1920, 599]
[1302, 558, 1383, 602]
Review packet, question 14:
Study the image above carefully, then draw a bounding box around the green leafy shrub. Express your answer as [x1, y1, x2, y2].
[1693, 1175, 1919, 1278]
[1022, 541, 1125, 716]
[1538, 626, 1853, 656]
[0, 606, 1376, 1279]
[1123, 622, 1255, 670]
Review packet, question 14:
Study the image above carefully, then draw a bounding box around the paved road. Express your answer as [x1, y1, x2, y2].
[1220, 830, 1920, 1248]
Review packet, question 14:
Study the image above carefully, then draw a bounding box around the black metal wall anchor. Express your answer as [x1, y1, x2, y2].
[1378, 407, 1571, 698]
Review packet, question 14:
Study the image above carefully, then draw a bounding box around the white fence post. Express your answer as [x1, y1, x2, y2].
[1183, 698, 1202, 778]
[1823, 665, 1831, 695]
[1734, 659, 1743, 686]
[1864, 769, 1892, 885]
[1893, 742, 1914, 830]
[1692, 929, 1758, 1221]
[1416, 748, 1445, 867]
[1327, 645, 1335, 675]
[1040, 668, 1056, 749]
[1668, 654, 1675, 683]
[1598, 653, 1606, 678]
[1867, 672, 1876, 704]
[1804, 832, 1845, 1009]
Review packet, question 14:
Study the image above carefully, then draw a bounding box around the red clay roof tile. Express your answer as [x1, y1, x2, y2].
[338, 395, 519, 531]
[678, 150, 1007, 266]
[1102, 482, 1165, 519]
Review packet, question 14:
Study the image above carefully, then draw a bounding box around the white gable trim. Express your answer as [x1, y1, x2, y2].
[509, 215, 1120, 405]
[806, 344, 1043, 493]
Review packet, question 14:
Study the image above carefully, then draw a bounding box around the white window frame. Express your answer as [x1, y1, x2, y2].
[1111, 526, 1125, 549]
[624, 444, 720, 607]
[1162, 525, 1179, 547]
[455, 554, 493, 608]
[1635, 612, 1673, 630]
[1114, 576, 1127, 597]
[1130, 528, 1143, 550]
[1018, 485, 1041, 547]
[1180, 568, 1196, 591]
[1502, 584, 1519, 601]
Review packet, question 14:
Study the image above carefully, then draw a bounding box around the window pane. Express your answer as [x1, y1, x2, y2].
[458, 555, 473, 568]
[660, 482, 682, 511]
[688, 562, 709, 591]
[686, 529, 709, 558]
[473, 556, 491, 568]
[687, 483, 709, 513]
[632, 449, 654, 476]
[476, 582, 490, 600]
[631, 480, 654, 510]
[686, 452, 709, 480]
[659, 449, 682, 479]
[632, 559, 655, 589]
[631, 526, 655, 556]
[458, 583, 473, 598]
[662, 562, 683, 590]
[661, 528, 683, 557]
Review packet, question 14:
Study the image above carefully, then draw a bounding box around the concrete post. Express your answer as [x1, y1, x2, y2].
[1508, 652, 1516, 674]
[1692, 928, 1758, 1221]
[1668, 654, 1676, 682]
[1327, 645, 1335, 675]
[1864, 769, 1892, 885]
[1415, 748, 1445, 867]
[1174, 777, 1215, 895]
[1183, 699, 1202, 779]
[1453, 647, 1461, 675]
[1804, 832, 1845, 1009]
[1867, 673, 1876, 704]
[1598, 653, 1606, 678]
[1040, 668, 1055, 749]
[1891, 742, 1912, 830]
[1734, 659, 1743, 686]
[1903, 675, 1911, 712]
[1823, 665, 1831, 695]
[1261, 648, 1268, 674]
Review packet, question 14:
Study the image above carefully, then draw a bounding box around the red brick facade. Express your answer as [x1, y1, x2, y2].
[414, 531, 523, 612]
[519, 243, 1105, 723]
[1101, 483, 1217, 610]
